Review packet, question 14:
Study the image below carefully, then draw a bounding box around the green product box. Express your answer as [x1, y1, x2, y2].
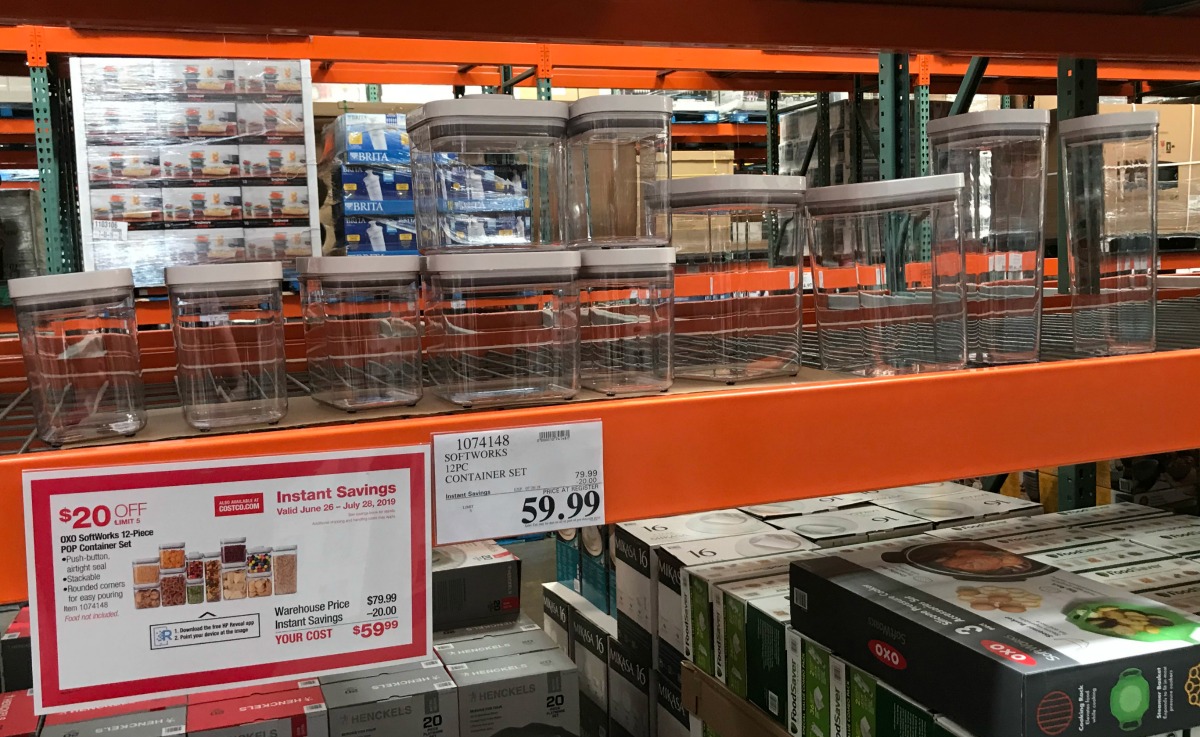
[684, 552, 815, 676]
[714, 574, 789, 689]
[746, 593, 792, 724]
[785, 626, 804, 737]
[847, 664, 942, 737]
[802, 637, 847, 737]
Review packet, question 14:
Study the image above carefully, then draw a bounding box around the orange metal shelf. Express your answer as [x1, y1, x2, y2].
[1, 348, 1200, 602]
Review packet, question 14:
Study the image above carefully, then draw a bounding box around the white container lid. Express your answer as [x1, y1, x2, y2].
[569, 94, 672, 119]
[297, 255, 420, 276]
[9, 268, 133, 300]
[580, 247, 676, 267]
[804, 173, 964, 213]
[165, 261, 283, 286]
[670, 175, 807, 208]
[409, 97, 568, 131]
[427, 251, 581, 274]
[1059, 111, 1159, 139]
[927, 109, 1050, 137]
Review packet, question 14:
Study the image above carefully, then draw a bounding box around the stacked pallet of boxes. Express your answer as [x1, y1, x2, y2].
[319, 113, 418, 255]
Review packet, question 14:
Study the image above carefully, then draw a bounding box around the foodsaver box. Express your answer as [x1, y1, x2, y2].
[789, 536, 1200, 737]
[0, 690, 37, 737]
[1080, 557, 1200, 593]
[657, 530, 814, 667]
[321, 663, 457, 737]
[845, 664, 943, 737]
[797, 635, 846, 737]
[773, 504, 932, 547]
[1028, 539, 1172, 573]
[1082, 515, 1197, 538]
[609, 636, 654, 737]
[431, 540, 521, 630]
[1131, 523, 1200, 557]
[926, 515, 1064, 541]
[434, 629, 557, 666]
[1050, 502, 1171, 527]
[572, 600, 618, 737]
[740, 593, 791, 721]
[187, 686, 327, 737]
[952, 525, 1115, 554]
[614, 511, 771, 658]
[1145, 582, 1200, 616]
[448, 647, 579, 737]
[683, 551, 818, 676]
[713, 574, 789, 684]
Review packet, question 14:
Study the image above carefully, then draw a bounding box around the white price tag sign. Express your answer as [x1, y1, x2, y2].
[434, 421, 604, 544]
[91, 219, 129, 241]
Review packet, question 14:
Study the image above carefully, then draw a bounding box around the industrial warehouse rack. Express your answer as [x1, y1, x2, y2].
[1, 9, 1200, 604]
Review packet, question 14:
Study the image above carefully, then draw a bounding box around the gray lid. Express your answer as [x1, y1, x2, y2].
[927, 109, 1050, 137]
[165, 261, 282, 286]
[409, 96, 568, 134]
[804, 173, 964, 214]
[671, 174, 806, 208]
[1058, 110, 1159, 139]
[426, 250, 580, 274]
[297, 255, 420, 276]
[9, 268, 133, 300]
[580, 246, 675, 268]
[569, 94, 672, 118]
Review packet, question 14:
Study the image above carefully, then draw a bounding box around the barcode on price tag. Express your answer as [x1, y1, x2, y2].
[433, 421, 605, 544]
[92, 219, 129, 241]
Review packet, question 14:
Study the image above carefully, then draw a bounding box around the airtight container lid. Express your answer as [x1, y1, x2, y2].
[927, 109, 1050, 137]
[9, 268, 134, 301]
[670, 175, 807, 209]
[409, 96, 568, 138]
[580, 247, 676, 268]
[297, 255, 420, 277]
[804, 173, 965, 215]
[427, 250, 581, 274]
[1058, 111, 1159, 141]
[568, 95, 672, 135]
[165, 261, 282, 286]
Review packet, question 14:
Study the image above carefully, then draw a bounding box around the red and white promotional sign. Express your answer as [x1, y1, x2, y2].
[23, 446, 430, 713]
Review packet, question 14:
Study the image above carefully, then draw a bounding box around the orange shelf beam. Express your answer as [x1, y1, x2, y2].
[673, 123, 767, 144]
[3, 348, 1200, 602]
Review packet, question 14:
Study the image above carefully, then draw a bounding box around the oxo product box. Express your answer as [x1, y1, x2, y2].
[322, 662, 457, 737]
[187, 685, 327, 737]
[0, 690, 37, 737]
[448, 647, 580, 737]
[431, 541, 521, 630]
[789, 536, 1200, 737]
[614, 511, 771, 658]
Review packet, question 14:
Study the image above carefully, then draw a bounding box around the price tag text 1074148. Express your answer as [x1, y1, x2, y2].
[433, 421, 604, 544]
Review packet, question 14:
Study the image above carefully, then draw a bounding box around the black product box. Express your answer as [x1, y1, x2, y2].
[790, 535, 1200, 737]
[0, 608, 30, 693]
[432, 541, 521, 630]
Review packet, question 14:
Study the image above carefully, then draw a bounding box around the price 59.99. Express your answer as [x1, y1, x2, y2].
[521, 491, 600, 524]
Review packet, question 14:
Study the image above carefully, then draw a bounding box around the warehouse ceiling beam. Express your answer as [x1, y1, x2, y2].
[456, 63, 477, 73]
[949, 56, 989, 115]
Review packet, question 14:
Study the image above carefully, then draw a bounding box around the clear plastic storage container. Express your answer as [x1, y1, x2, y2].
[566, 95, 672, 248]
[928, 109, 1049, 365]
[165, 262, 287, 430]
[669, 175, 806, 383]
[10, 269, 146, 445]
[1059, 111, 1159, 356]
[807, 174, 968, 376]
[298, 256, 422, 411]
[580, 247, 675, 395]
[409, 97, 568, 252]
[425, 251, 581, 406]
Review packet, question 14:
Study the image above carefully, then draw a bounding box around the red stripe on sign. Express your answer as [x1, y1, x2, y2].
[213, 493, 264, 516]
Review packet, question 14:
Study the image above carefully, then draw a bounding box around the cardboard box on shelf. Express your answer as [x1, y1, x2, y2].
[789, 536, 1200, 737]
[671, 150, 736, 179]
[609, 636, 655, 737]
[772, 504, 932, 547]
[0, 690, 37, 737]
[187, 685, 328, 737]
[681, 661, 790, 737]
[160, 144, 240, 181]
[1079, 556, 1200, 593]
[431, 540, 521, 630]
[572, 600, 618, 737]
[1, 608, 30, 693]
[449, 648, 580, 737]
[614, 511, 771, 662]
[543, 581, 590, 656]
[658, 675, 702, 737]
[1028, 539, 1173, 572]
[740, 494, 870, 522]
[434, 629, 558, 667]
[740, 594, 791, 722]
[43, 705, 188, 737]
[433, 612, 540, 646]
[713, 574, 790, 685]
[1049, 501, 1170, 527]
[1130, 522, 1200, 557]
[321, 662, 457, 737]
[317, 658, 445, 685]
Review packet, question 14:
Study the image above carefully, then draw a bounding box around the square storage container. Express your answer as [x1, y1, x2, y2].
[566, 95, 672, 248]
[409, 97, 568, 252]
[669, 175, 806, 383]
[165, 262, 287, 430]
[928, 109, 1050, 365]
[425, 251, 581, 406]
[580, 247, 675, 395]
[1059, 111, 1159, 356]
[10, 269, 147, 445]
[807, 174, 967, 376]
[297, 255, 422, 411]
